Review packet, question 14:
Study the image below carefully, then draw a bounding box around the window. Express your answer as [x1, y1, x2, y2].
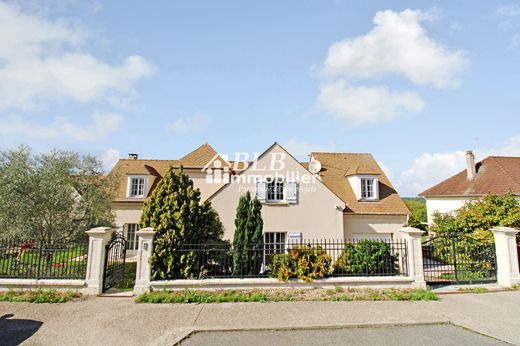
[264, 232, 286, 255]
[129, 177, 145, 197]
[361, 178, 375, 200]
[126, 224, 138, 250]
[266, 178, 284, 202]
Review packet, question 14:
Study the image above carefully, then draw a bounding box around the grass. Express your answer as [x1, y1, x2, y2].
[0, 289, 81, 303]
[457, 287, 489, 294]
[113, 262, 137, 291]
[136, 288, 438, 304]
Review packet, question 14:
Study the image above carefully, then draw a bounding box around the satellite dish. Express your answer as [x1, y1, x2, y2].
[309, 159, 322, 174]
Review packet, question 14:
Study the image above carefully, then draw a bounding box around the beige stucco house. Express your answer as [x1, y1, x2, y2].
[109, 143, 409, 255]
[419, 151, 520, 225]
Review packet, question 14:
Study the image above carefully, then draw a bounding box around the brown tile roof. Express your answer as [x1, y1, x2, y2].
[179, 143, 228, 169]
[419, 156, 520, 197]
[311, 152, 409, 215]
[109, 144, 223, 202]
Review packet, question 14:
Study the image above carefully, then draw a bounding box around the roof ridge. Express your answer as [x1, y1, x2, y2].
[313, 152, 372, 155]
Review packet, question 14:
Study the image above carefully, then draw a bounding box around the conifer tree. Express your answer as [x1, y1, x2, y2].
[140, 166, 223, 280]
[232, 191, 264, 275]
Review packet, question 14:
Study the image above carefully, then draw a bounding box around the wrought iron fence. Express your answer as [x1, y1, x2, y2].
[422, 236, 497, 284]
[0, 238, 89, 279]
[165, 238, 408, 280]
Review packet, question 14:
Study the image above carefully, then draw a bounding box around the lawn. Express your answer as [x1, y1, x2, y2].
[0, 244, 88, 279]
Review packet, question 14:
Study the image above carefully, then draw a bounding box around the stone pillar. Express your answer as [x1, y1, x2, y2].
[491, 227, 520, 287]
[398, 227, 426, 289]
[84, 227, 114, 295]
[134, 227, 156, 294]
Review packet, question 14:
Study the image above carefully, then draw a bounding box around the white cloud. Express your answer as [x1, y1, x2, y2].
[318, 81, 424, 125]
[283, 138, 335, 160]
[0, 111, 123, 141]
[317, 9, 466, 126]
[101, 148, 120, 171]
[496, 5, 520, 17]
[0, 2, 154, 111]
[322, 9, 467, 89]
[396, 136, 520, 196]
[169, 114, 210, 134]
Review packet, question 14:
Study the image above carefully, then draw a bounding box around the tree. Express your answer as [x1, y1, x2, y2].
[232, 191, 264, 276]
[141, 166, 224, 280]
[404, 198, 427, 230]
[0, 146, 116, 242]
[430, 193, 520, 244]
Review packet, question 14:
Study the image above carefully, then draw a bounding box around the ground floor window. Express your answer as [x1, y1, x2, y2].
[126, 223, 138, 250]
[264, 232, 286, 255]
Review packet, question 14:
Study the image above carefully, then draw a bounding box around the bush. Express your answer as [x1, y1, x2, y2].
[334, 240, 399, 275]
[269, 245, 332, 282]
[141, 166, 224, 280]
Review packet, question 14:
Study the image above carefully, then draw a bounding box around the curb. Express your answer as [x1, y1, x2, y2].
[172, 321, 452, 345]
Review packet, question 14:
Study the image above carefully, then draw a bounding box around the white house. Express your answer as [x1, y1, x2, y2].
[108, 143, 409, 255]
[419, 151, 520, 224]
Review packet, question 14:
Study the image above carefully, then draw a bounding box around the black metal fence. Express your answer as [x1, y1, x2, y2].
[169, 239, 408, 280]
[0, 238, 89, 279]
[422, 236, 497, 284]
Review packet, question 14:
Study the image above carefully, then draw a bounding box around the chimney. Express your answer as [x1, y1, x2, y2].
[465, 150, 476, 180]
[128, 153, 138, 160]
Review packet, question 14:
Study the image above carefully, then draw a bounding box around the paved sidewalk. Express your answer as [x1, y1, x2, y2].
[0, 290, 519, 345]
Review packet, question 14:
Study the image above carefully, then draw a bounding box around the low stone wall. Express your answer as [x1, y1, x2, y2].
[150, 276, 415, 291]
[0, 279, 87, 293]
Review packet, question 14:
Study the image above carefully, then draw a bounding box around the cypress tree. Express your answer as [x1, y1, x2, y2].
[232, 191, 264, 276]
[232, 192, 250, 275]
[140, 166, 223, 280]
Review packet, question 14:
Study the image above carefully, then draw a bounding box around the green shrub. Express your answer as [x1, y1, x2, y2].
[334, 240, 399, 275]
[269, 245, 332, 282]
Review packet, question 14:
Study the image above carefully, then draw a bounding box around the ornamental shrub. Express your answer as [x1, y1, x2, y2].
[269, 245, 332, 282]
[334, 240, 399, 275]
[140, 166, 224, 280]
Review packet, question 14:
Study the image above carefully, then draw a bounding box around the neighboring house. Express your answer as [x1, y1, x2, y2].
[109, 142, 408, 255]
[419, 151, 520, 225]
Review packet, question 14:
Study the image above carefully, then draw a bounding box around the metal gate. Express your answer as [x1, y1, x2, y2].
[102, 233, 127, 292]
[422, 235, 497, 284]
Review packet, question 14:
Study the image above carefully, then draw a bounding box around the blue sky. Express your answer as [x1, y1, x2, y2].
[1, 0, 519, 196]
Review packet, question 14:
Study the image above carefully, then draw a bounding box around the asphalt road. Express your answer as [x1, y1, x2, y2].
[180, 324, 507, 346]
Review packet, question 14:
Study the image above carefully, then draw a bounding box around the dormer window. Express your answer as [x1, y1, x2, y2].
[360, 177, 378, 201]
[361, 178, 375, 199]
[128, 176, 145, 198]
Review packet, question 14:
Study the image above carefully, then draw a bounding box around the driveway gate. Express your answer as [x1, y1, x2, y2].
[102, 233, 127, 292]
[422, 235, 496, 284]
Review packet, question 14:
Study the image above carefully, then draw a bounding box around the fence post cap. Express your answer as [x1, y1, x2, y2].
[491, 226, 519, 235]
[85, 227, 113, 236]
[137, 227, 156, 237]
[399, 227, 425, 236]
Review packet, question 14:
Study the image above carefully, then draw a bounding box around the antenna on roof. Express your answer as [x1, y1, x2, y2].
[309, 159, 322, 174]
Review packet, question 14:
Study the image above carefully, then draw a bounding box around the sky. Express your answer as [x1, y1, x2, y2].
[0, 0, 519, 197]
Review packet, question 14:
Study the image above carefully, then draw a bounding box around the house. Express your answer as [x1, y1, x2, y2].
[109, 142, 409, 255]
[419, 151, 520, 224]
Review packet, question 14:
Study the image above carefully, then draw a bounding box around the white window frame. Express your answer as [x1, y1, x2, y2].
[266, 178, 285, 202]
[127, 175, 146, 198]
[359, 176, 379, 201]
[126, 223, 139, 251]
[264, 232, 287, 255]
